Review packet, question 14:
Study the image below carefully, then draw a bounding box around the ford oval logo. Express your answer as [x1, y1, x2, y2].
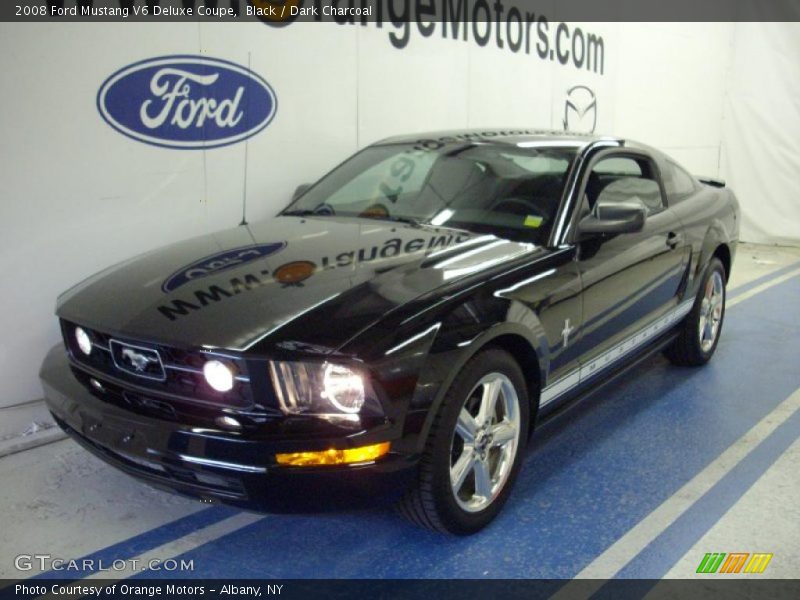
[162, 243, 286, 293]
[97, 55, 277, 149]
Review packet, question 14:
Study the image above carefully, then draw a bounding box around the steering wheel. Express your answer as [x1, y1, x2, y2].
[491, 197, 539, 216]
[313, 203, 335, 216]
[491, 196, 550, 218]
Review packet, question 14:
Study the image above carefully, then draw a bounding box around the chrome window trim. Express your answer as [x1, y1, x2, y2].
[550, 138, 622, 247]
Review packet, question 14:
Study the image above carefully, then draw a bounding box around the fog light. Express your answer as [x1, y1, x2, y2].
[215, 415, 242, 430]
[203, 360, 234, 393]
[275, 442, 391, 466]
[75, 327, 92, 356]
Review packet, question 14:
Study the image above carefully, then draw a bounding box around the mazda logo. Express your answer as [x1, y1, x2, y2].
[563, 85, 597, 133]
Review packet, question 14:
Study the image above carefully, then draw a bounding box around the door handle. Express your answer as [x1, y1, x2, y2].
[666, 231, 683, 249]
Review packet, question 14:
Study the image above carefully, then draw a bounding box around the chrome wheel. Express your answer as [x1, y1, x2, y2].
[698, 270, 724, 352]
[450, 372, 521, 513]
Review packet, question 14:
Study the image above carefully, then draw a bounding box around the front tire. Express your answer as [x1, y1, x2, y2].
[397, 348, 530, 534]
[664, 257, 727, 366]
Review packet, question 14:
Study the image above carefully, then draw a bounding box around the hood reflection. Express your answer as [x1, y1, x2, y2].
[56, 216, 544, 353]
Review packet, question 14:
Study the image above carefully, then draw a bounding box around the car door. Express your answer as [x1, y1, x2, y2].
[570, 149, 690, 378]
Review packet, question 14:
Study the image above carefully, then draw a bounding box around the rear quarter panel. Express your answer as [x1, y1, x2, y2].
[669, 185, 740, 297]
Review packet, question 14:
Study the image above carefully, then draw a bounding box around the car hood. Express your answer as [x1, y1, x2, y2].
[57, 216, 543, 354]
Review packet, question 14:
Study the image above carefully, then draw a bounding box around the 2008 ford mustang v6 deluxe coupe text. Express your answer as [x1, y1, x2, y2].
[42, 130, 739, 534]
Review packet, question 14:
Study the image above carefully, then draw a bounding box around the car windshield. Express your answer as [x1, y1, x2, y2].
[282, 142, 579, 243]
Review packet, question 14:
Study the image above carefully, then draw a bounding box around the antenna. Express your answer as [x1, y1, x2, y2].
[239, 51, 252, 226]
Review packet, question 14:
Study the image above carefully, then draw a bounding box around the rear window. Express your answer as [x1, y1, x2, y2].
[661, 159, 699, 202]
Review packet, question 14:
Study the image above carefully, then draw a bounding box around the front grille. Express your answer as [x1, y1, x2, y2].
[61, 319, 253, 409]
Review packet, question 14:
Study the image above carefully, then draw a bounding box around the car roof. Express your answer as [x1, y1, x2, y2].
[374, 128, 624, 148]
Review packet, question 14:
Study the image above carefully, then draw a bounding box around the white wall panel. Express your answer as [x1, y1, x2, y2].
[198, 22, 359, 223]
[465, 36, 552, 129]
[356, 25, 469, 145]
[0, 24, 207, 409]
[611, 22, 734, 173]
[720, 22, 800, 246]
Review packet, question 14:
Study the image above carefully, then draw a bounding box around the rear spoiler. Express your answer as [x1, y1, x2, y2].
[697, 175, 726, 188]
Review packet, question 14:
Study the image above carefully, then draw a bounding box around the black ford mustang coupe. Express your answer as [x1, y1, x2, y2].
[41, 130, 739, 534]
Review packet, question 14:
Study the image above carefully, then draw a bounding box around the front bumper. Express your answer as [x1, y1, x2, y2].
[40, 345, 416, 513]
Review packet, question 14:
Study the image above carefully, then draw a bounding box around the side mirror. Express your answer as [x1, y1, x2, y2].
[578, 200, 646, 236]
[292, 183, 312, 201]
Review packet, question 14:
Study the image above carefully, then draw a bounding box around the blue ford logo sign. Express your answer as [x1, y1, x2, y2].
[162, 243, 286, 292]
[97, 55, 278, 149]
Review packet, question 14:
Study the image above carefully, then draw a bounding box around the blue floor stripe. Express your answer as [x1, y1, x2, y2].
[33, 506, 238, 579]
[728, 259, 800, 299]
[125, 273, 800, 579]
[610, 408, 800, 580]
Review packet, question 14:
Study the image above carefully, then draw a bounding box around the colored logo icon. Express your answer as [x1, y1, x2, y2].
[696, 552, 773, 574]
[98, 55, 277, 149]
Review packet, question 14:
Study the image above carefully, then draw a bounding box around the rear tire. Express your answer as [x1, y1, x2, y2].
[397, 348, 530, 534]
[664, 257, 727, 366]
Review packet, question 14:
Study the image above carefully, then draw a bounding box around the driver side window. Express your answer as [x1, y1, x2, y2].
[583, 155, 665, 217]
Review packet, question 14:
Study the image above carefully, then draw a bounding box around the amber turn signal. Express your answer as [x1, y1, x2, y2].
[275, 442, 390, 466]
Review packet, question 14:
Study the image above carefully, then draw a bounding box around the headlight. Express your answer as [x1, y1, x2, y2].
[269, 361, 381, 417]
[321, 363, 364, 413]
[203, 360, 235, 393]
[74, 326, 92, 356]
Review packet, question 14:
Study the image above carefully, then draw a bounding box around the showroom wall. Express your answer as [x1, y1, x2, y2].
[0, 20, 772, 409]
[720, 22, 800, 245]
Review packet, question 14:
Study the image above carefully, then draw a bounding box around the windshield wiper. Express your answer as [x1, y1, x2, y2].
[385, 215, 424, 227]
[282, 210, 424, 227]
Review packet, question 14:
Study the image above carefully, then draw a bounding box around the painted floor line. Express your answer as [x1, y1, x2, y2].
[32, 506, 238, 581]
[728, 258, 800, 296]
[83, 513, 265, 581]
[728, 266, 800, 308]
[552, 268, 800, 586]
[37, 513, 264, 599]
[550, 386, 800, 595]
[612, 406, 800, 580]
